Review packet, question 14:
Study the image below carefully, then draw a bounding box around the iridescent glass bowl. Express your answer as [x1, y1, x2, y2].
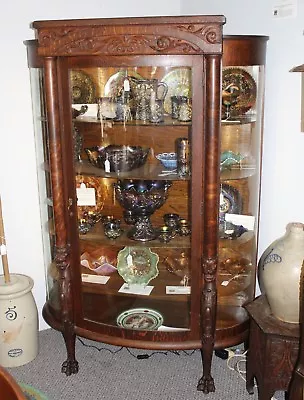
[114, 179, 172, 241]
[164, 251, 190, 285]
[85, 145, 150, 172]
[117, 246, 159, 287]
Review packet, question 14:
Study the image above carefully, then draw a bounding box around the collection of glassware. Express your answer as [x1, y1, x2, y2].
[74, 66, 256, 301]
[92, 75, 193, 124]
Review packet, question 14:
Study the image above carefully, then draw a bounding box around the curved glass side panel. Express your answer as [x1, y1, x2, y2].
[219, 65, 265, 307]
[29, 68, 57, 308]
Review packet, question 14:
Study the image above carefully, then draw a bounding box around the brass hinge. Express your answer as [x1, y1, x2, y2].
[67, 198, 73, 210]
[67, 198, 74, 217]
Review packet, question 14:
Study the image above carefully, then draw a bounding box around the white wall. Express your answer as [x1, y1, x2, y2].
[0, 1, 180, 330]
[1, 1, 303, 330]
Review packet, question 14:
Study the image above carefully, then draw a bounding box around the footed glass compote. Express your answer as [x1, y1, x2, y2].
[114, 179, 172, 241]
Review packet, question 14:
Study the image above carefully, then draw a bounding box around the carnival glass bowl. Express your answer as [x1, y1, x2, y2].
[164, 250, 190, 285]
[114, 180, 171, 215]
[156, 152, 177, 169]
[80, 249, 118, 275]
[117, 246, 159, 286]
[217, 256, 252, 296]
[114, 179, 171, 241]
[85, 145, 150, 172]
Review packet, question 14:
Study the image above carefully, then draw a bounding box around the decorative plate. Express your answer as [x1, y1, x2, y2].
[70, 70, 96, 104]
[219, 183, 242, 219]
[161, 68, 192, 114]
[222, 67, 257, 116]
[117, 246, 159, 286]
[104, 70, 144, 98]
[117, 308, 163, 330]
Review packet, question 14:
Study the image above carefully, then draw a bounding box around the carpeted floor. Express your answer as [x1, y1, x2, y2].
[8, 329, 285, 400]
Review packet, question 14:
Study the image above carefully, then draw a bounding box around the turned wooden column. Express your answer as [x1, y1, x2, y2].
[44, 57, 78, 375]
[197, 53, 222, 394]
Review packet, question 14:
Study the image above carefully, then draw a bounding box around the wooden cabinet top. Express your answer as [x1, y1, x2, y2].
[30, 15, 226, 57]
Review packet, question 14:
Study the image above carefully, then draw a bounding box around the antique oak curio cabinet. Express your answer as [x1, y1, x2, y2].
[25, 15, 268, 393]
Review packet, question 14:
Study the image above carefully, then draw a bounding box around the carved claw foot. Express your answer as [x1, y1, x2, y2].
[246, 382, 255, 395]
[61, 359, 79, 376]
[197, 375, 215, 393]
[246, 372, 255, 394]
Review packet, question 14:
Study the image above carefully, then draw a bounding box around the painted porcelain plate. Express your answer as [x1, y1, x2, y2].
[116, 308, 163, 330]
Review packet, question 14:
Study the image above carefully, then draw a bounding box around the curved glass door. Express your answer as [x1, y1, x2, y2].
[70, 63, 197, 332]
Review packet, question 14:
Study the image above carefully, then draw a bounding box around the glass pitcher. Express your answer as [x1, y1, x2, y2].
[129, 77, 168, 121]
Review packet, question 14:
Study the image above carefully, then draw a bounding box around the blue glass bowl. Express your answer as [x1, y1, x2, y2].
[156, 152, 177, 169]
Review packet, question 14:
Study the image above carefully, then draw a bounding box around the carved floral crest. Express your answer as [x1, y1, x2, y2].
[36, 23, 222, 56]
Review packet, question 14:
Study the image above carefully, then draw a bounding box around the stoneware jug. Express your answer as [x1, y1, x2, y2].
[258, 222, 304, 323]
[0, 274, 38, 367]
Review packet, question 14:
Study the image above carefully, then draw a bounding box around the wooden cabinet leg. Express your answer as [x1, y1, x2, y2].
[246, 372, 255, 395]
[197, 346, 215, 393]
[257, 383, 275, 400]
[61, 323, 79, 376]
[197, 285, 216, 394]
[288, 372, 304, 400]
[246, 349, 255, 394]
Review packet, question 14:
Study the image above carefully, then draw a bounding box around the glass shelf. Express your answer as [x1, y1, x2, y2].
[80, 223, 191, 248]
[75, 161, 189, 181]
[73, 115, 191, 127]
[221, 115, 257, 125]
[220, 167, 256, 181]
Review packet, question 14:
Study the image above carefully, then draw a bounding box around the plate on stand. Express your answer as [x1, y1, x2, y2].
[104, 70, 144, 98]
[70, 70, 96, 104]
[117, 308, 164, 330]
[117, 246, 159, 287]
[222, 67, 257, 116]
[161, 68, 192, 114]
